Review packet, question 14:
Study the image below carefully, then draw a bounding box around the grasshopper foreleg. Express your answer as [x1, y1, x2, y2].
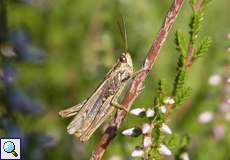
[131, 68, 150, 79]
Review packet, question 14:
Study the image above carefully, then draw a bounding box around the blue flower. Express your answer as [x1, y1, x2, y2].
[5, 88, 43, 114]
[1, 63, 16, 87]
[9, 29, 46, 63]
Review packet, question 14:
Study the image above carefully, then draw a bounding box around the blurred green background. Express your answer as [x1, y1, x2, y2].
[1, 0, 230, 159]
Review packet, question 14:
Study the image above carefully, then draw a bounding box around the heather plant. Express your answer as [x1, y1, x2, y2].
[121, 0, 212, 159]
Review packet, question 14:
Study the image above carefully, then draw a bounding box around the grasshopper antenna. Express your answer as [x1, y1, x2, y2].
[117, 16, 128, 53]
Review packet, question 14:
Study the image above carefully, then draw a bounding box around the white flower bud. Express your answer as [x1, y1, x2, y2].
[198, 111, 214, 123]
[130, 108, 145, 116]
[224, 112, 230, 121]
[122, 128, 135, 136]
[228, 47, 230, 53]
[226, 98, 230, 104]
[109, 155, 122, 160]
[146, 108, 155, 118]
[142, 123, 151, 134]
[208, 74, 221, 86]
[213, 124, 225, 139]
[163, 97, 175, 105]
[180, 152, 190, 160]
[122, 127, 142, 137]
[159, 106, 167, 114]
[160, 123, 172, 135]
[143, 136, 152, 148]
[219, 103, 230, 113]
[227, 33, 230, 39]
[226, 78, 230, 84]
[131, 147, 144, 157]
[158, 144, 172, 156]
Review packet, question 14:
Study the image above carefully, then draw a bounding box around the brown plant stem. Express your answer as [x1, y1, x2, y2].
[185, 44, 194, 69]
[90, 1, 185, 159]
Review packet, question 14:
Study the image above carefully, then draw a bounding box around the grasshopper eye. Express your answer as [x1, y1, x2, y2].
[119, 53, 127, 63]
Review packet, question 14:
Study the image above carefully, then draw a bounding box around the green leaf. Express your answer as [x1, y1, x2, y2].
[192, 36, 212, 61]
[189, 0, 212, 44]
[189, 13, 203, 44]
[172, 54, 186, 97]
[201, 0, 212, 10]
[166, 133, 190, 152]
[190, 0, 196, 6]
[175, 31, 187, 56]
[154, 79, 168, 105]
[174, 86, 192, 105]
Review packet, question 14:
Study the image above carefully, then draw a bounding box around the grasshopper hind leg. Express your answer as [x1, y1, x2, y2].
[59, 100, 86, 118]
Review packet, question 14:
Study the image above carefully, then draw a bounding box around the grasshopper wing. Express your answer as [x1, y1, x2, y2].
[79, 98, 116, 142]
[66, 78, 113, 135]
[79, 81, 126, 142]
[59, 100, 87, 118]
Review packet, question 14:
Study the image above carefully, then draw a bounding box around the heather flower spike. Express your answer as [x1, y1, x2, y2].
[159, 105, 167, 114]
[198, 111, 214, 123]
[130, 108, 146, 116]
[163, 97, 175, 105]
[158, 144, 172, 156]
[142, 123, 151, 134]
[121, 127, 142, 137]
[225, 113, 230, 121]
[146, 108, 155, 118]
[160, 123, 172, 135]
[180, 152, 190, 160]
[226, 78, 230, 84]
[131, 147, 144, 158]
[143, 136, 152, 148]
[226, 98, 230, 104]
[227, 33, 230, 39]
[208, 74, 221, 86]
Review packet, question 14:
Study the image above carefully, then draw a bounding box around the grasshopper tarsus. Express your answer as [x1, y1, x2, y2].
[131, 68, 151, 79]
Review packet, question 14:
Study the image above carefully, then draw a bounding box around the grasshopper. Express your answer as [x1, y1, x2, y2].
[59, 19, 144, 142]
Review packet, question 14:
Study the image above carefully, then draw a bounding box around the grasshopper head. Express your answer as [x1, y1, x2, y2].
[118, 52, 133, 81]
[119, 52, 133, 69]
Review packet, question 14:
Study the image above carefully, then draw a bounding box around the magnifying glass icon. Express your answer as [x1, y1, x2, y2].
[3, 141, 18, 157]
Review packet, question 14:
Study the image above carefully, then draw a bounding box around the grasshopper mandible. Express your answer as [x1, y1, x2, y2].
[59, 19, 143, 142]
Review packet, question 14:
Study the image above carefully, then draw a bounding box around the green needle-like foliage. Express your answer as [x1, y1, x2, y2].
[192, 36, 212, 62]
[172, 54, 186, 98]
[189, 0, 212, 44]
[189, 13, 202, 44]
[175, 31, 187, 56]
[154, 79, 168, 106]
[174, 86, 192, 105]
[173, 0, 212, 107]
